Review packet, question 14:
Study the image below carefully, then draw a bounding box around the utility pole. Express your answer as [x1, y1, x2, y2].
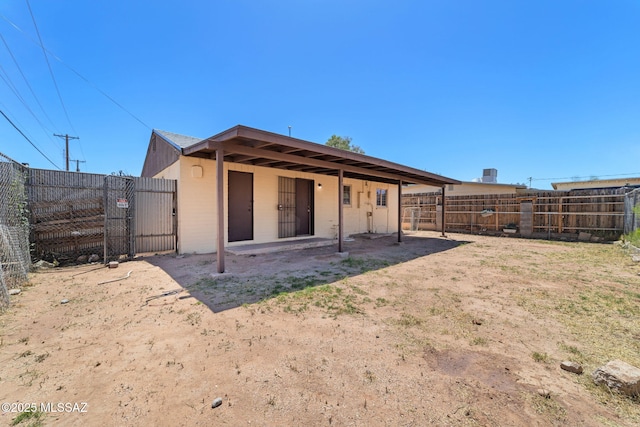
[70, 159, 86, 172]
[54, 133, 79, 171]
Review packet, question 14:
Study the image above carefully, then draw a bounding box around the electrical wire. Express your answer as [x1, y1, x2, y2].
[0, 63, 61, 150]
[0, 12, 151, 132]
[25, 0, 78, 136]
[0, 32, 58, 132]
[0, 108, 61, 169]
[0, 99, 46, 151]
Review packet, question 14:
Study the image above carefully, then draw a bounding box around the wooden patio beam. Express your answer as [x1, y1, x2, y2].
[338, 169, 344, 253]
[441, 185, 446, 237]
[216, 148, 225, 273]
[229, 154, 259, 163]
[398, 180, 403, 243]
[217, 142, 426, 185]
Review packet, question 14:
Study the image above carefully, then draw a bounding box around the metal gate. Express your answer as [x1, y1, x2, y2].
[104, 175, 135, 261]
[134, 177, 177, 254]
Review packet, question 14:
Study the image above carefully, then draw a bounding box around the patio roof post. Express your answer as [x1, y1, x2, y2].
[338, 169, 344, 253]
[441, 184, 446, 237]
[398, 180, 403, 242]
[216, 148, 225, 273]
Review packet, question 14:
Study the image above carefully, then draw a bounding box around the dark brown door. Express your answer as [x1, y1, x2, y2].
[295, 178, 314, 236]
[228, 171, 253, 242]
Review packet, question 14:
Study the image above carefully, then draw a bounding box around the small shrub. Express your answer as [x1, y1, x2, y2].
[11, 408, 44, 426]
[471, 337, 487, 346]
[532, 352, 550, 363]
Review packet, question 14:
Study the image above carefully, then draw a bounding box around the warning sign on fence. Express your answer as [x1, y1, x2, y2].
[116, 198, 129, 208]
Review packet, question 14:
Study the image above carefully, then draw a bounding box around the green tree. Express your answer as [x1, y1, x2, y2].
[325, 135, 365, 154]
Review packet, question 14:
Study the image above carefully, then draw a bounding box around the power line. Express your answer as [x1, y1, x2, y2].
[0, 99, 55, 156]
[25, 0, 77, 136]
[0, 62, 61, 150]
[0, 32, 57, 131]
[0, 12, 151, 131]
[0, 108, 61, 169]
[0, 99, 41, 141]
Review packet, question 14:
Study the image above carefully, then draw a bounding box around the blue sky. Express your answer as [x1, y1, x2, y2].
[0, 1, 638, 188]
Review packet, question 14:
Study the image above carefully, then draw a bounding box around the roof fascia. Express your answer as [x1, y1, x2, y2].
[184, 125, 459, 186]
[216, 141, 442, 185]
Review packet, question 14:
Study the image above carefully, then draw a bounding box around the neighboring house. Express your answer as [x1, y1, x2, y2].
[141, 125, 459, 272]
[552, 177, 640, 191]
[404, 181, 527, 196]
[404, 169, 526, 196]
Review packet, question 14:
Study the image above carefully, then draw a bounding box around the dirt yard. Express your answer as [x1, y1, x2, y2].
[1, 231, 639, 426]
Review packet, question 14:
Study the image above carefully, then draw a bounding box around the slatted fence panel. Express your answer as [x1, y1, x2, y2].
[403, 188, 629, 240]
[27, 169, 177, 263]
[135, 177, 176, 253]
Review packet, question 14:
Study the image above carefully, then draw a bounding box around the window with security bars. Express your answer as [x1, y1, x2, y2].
[376, 188, 387, 207]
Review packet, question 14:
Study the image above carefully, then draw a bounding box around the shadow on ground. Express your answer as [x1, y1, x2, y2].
[144, 232, 469, 313]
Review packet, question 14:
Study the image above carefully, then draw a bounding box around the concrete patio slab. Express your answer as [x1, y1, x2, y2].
[225, 237, 336, 256]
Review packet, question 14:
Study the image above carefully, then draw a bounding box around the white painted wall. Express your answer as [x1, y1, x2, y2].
[157, 158, 400, 253]
[154, 157, 217, 254]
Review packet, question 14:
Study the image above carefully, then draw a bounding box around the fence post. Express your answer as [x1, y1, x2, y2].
[127, 178, 135, 259]
[103, 176, 108, 265]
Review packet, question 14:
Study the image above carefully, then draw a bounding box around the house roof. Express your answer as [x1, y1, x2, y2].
[552, 177, 640, 190]
[410, 181, 526, 188]
[463, 181, 527, 189]
[154, 129, 203, 150]
[177, 125, 459, 186]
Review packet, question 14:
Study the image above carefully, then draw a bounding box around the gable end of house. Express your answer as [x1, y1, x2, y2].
[141, 131, 187, 177]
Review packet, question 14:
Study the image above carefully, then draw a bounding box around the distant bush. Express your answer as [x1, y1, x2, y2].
[628, 206, 640, 247]
[626, 229, 640, 247]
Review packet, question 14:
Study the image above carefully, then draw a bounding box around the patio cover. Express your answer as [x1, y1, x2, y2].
[181, 125, 460, 272]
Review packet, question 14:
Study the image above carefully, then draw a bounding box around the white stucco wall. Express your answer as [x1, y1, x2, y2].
[154, 157, 217, 254]
[157, 158, 399, 254]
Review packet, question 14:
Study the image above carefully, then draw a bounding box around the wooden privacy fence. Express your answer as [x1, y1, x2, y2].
[402, 188, 630, 241]
[28, 169, 176, 264]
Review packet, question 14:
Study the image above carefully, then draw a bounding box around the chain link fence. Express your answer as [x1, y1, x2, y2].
[0, 152, 30, 309]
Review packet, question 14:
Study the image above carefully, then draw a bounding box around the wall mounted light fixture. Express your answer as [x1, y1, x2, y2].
[317, 183, 322, 188]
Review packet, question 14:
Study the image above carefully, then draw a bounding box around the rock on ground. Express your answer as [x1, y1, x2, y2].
[592, 360, 640, 397]
[561, 361, 583, 374]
